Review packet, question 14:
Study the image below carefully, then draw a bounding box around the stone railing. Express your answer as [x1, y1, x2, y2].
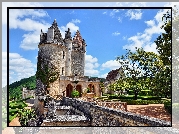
[96, 101, 127, 111]
[84, 98, 127, 111]
[60, 97, 171, 127]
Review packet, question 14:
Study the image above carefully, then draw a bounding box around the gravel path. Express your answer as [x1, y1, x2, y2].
[127, 104, 171, 122]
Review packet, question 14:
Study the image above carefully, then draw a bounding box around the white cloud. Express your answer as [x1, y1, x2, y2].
[112, 31, 120, 36]
[9, 17, 50, 31]
[20, 31, 42, 50]
[101, 60, 121, 70]
[109, 9, 120, 18]
[85, 55, 100, 76]
[143, 43, 158, 54]
[2, 2, 44, 25]
[8, 6, 80, 50]
[60, 22, 80, 38]
[123, 35, 143, 52]
[2, 52, 36, 87]
[7, 6, 51, 50]
[100, 73, 108, 78]
[126, 9, 142, 20]
[123, 9, 169, 53]
[9, 52, 36, 85]
[71, 19, 81, 23]
[69, 10, 75, 14]
[103, 11, 107, 14]
[118, 17, 122, 23]
[113, 9, 119, 12]
[123, 36, 127, 40]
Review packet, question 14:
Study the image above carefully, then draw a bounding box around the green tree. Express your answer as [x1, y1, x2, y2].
[116, 10, 172, 99]
[154, 11, 172, 98]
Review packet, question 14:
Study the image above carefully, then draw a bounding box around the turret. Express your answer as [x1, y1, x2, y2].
[64, 28, 72, 76]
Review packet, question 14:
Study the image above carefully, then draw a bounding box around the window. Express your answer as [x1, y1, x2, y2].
[63, 51, 65, 59]
[62, 67, 64, 75]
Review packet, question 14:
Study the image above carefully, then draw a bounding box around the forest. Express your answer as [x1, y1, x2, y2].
[9, 75, 36, 100]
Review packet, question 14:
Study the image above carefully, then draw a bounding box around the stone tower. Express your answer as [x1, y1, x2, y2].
[36, 20, 87, 93]
[71, 30, 86, 77]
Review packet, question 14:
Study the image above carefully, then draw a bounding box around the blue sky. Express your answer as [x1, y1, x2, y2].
[2, 2, 177, 87]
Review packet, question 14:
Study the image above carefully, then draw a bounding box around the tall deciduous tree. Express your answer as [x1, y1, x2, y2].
[116, 10, 172, 99]
[154, 10, 172, 98]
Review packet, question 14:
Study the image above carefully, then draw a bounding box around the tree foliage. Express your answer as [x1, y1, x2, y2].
[9, 75, 36, 101]
[114, 10, 172, 99]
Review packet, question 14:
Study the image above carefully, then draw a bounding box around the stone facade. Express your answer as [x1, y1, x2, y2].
[22, 87, 35, 99]
[35, 19, 101, 99]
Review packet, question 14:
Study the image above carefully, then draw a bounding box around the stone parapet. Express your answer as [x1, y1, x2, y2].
[60, 97, 171, 126]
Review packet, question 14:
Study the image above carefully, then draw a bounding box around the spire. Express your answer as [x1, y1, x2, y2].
[53, 19, 57, 25]
[47, 19, 63, 43]
[73, 30, 86, 46]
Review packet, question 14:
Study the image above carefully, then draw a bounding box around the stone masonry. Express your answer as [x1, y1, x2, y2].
[35, 19, 102, 101]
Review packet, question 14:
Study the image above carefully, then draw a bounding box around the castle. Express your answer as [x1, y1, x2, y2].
[35, 20, 102, 98]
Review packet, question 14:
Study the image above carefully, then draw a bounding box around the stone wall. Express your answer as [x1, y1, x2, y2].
[41, 120, 90, 126]
[60, 97, 171, 127]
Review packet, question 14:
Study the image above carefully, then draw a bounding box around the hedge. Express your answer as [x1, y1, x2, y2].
[120, 99, 169, 105]
[118, 95, 161, 100]
[108, 95, 119, 99]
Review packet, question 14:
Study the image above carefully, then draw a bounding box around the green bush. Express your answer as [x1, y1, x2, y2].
[71, 90, 79, 98]
[139, 89, 152, 96]
[119, 95, 135, 99]
[9, 109, 19, 115]
[164, 100, 171, 114]
[18, 109, 36, 126]
[140, 96, 161, 100]
[128, 90, 134, 95]
[120, 99, 169, 105]
[9, 113, 18, 122]
[9, 101, 28, 109]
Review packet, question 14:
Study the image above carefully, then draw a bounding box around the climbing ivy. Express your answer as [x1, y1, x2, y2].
[36, 55, 60, 93]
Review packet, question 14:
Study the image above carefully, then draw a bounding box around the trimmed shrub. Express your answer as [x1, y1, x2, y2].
[128, 90, 134, 95]
[108, 94, 119, 99]
[120, 99, 169, 105]
[119, 95, 135, 99]
[140, 96, 161, 100]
